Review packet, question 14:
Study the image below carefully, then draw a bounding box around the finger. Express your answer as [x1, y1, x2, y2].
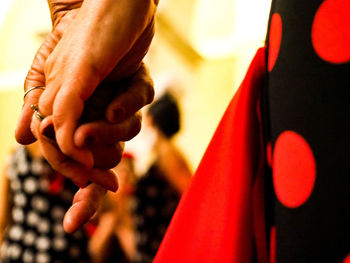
[74, 112, 142, 147]
[49, 86, 94, 168]
[86, 168, 119, 192]
[37, 116, 118, 191]
[16, 86, 44, 144]
[36, 116, 88, 188]
[106, 64, 154, 123]
[90, 143, 124, 170]
[63, 183, 108, 233]
[16, 32, 59, 144]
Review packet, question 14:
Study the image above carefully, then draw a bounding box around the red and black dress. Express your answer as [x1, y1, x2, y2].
[263, 0, 350, 262]
[154, 0, 350, 262]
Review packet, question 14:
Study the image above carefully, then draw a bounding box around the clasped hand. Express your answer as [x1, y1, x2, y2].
[15, 0, 158, 233]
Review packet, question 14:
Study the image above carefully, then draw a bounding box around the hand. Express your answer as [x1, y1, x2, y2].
[15, 0, 156, 232]
[38, 0, 157, 166]
[15, 0, 156, 186]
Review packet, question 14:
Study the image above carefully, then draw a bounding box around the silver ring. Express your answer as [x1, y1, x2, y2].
[24, 86, 45, 99]
[30, 104, 46, 121]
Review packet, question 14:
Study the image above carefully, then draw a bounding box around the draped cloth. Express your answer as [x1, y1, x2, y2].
[154, 48, 268, 263]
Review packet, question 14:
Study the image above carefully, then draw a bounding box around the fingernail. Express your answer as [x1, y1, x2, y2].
[42, 124, 56, 140]
[112, 108, 124, 123]
[110, 181, 118, 192]
[84, 136, 96, 147]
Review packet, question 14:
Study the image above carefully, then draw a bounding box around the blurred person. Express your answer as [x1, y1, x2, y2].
[133, 92, 192, 262]
[89, 153, 137, 263]
[15, 0, 158, 232]
[0, 143, 91, 263]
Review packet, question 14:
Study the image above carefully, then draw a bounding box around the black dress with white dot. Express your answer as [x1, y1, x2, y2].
[1, 146, 90, 263]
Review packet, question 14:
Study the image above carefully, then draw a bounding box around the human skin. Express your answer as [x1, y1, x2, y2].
[15, 0, 157, 232]
[16, 0, 157, 181]
[35, 0, 157, 168]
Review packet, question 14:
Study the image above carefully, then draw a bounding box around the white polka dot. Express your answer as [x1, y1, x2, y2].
[72, 229, 84, 240]
[18, 160, 30, 175]
[138, 233, 148, 245]
[31, 159, 45, 175]
[69, 245, 81, 258]
[0, 241, 8, 256]
[145, 206, 156, 217]
[36, 252, 50, 263]
[22, 249, 35, 263]
[53, 223, 64, 235]
[134, 253, 142, 262]
[14, 193, 27, 207]
[7, 166, 16, 180]
[23, 230, 36, 246]
[12, 207, 24, 223]
[146, 186, 158, 198]
[37, 218, 50, 234]
[32, 196, 49, 212]
[24, 177, 38, 194]
[51, 206, 65, 220]
[53, 237, 67, 251]
[27, 211, 39, 226]
[36, 236, 51, 251]
[9, 225, 23, 241]
[8, 244, 22, 260]
[10, 180, 21, 192]
[16, 147, 27, 160]
[135, 215, 144, 225]
[61, 189, 74, 202]
[129, 198, 137, 210]
[40, 179, 49, 192]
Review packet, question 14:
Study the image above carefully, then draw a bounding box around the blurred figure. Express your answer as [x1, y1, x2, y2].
[89, 153, 137, 263]
[0, 143, 91, 263]
[133, 92, 192, 262]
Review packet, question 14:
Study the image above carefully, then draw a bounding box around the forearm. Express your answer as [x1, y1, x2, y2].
[158, 144, 192, 194]
[88, 213, 117, 263]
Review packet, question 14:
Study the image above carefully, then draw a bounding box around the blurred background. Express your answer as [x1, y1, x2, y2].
[0, 0, 272, 174]
[0, 0, 271, 261]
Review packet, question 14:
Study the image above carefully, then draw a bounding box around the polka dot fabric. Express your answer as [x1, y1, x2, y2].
[264, 0, 350, 261]
[273, 131, 316, 208]
[133, 164, 180, 262]
[268, 13, 282, 72]
[1, 147, 90, 263]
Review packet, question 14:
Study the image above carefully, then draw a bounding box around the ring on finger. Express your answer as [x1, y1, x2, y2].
[30, 104, 46, 121]
[24, 86, 45, 99]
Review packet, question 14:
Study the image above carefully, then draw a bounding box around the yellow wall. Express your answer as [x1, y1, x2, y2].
[0, 87, 22, 170]
[0, 0, 50, 173]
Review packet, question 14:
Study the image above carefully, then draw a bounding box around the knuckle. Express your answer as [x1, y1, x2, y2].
[46, 156, 66, 174]
[145, 81, 155, 105]
[125, 114, 142, 141]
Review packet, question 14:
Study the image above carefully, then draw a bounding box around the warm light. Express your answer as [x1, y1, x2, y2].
[0, 0, 14, 29]
[191, 0, 272, 58]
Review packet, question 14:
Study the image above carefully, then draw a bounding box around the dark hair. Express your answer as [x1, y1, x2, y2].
[147, 92, 180, 138]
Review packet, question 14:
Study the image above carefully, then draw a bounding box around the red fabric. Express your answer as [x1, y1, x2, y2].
[154, 48, 267, 263]
[49, 173, 64, 195]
